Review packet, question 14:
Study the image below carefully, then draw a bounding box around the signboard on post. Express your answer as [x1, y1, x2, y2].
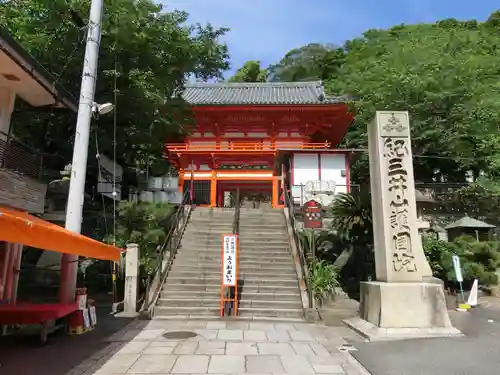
[222, 234, 238, 286]
[220, 234, 239, 316]
[452, 255, 463, 283]
[452, 254, 466, 303]
[97, 154, 123, 201]
[303, 199, 323, 229]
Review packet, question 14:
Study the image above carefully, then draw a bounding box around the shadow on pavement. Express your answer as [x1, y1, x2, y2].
[351, 305, 500, 375]
[0, 306, 136, 375]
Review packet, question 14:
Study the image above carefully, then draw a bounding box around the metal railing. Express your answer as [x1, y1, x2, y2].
[140, 190, 192, 318]
[284, 186, 313, 308]
[0, 130, 43, 179]
[232, 188, 241, 235]
[166, 141, 332, 153]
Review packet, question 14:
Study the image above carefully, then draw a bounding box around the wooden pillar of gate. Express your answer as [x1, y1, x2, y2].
[210, 170, 217, 207]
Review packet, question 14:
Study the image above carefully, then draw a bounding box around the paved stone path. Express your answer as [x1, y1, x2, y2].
[66, 319, 369, 375]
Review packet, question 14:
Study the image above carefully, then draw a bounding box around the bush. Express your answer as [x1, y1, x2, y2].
[309, 260, 341, 302]
[423, 236, 500, 289]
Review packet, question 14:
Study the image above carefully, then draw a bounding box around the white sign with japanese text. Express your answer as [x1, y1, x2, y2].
[222, 234, 238, 286]
[452, 255, 463, 283]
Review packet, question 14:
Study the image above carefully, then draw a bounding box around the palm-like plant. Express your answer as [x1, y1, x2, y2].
[330, 192, 373, 244]
[330, 192, 375, 298]
[309, 260, 341, 303]
[298, 229, 344, 263]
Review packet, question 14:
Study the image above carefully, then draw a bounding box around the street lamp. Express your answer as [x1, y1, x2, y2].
[92, 102, 115, 116]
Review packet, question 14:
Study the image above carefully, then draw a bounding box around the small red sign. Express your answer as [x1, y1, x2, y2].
[304, 200, 322, 229]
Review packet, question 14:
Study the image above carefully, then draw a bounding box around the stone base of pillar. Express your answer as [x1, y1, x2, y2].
[344, 281, 463, 341]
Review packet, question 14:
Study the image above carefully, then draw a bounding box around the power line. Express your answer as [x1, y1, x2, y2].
[341, 148, 481, 162]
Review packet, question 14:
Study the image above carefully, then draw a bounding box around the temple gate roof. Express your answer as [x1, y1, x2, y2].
[180, 81, 348, 106]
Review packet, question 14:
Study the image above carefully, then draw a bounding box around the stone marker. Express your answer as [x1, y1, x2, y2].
[344, 111, 462, 340]
[116, 242, 140, 318]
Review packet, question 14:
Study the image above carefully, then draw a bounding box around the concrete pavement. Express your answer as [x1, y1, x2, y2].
[0, 306, 133, 375]
[65, 319, 370, 375]
[352, 301, 500, 375]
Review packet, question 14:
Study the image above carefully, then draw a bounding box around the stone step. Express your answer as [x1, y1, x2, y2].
[153, 306, 304, 319]
[179, 242, 290, 250]
[184, 229, 287, 236]
[176, 249, 290, 257]
[175, 254, 293, 262]
[191, 209, 235, 215]
[170, 263, 296, 272]
[238, 307, 304, 319]
[239, 215, 284, 219]
[165, 277, 298, 287]
[183, 234, 288, 241]
[238, 220, 285, 225]
[160, 290, 301, 301]
[179, 242, 290, 249]
[239, 210, 282, 214]
[239, 222, 287, 228]
[157, 298, 302, 309]
[154, 306, 220, 316]
[162, 283, 300, 294]
[174, 254, 292, 263]
[173, 258, 295, 268]
[188, 218, 233, 223]
[168, 269, 297, 279]
[188, 219, 234, 224]
[239, 238, 289, 243]
[152, 315, 305, 323]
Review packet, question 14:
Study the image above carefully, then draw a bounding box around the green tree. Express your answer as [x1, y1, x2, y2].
[268, 43, 345, 82]
[108, 201, 175, 273]
[423, 236, 500, 288]
[228, 60, 267, 82]
[1, 0, 229, 173]
[326, 18, 500, 182]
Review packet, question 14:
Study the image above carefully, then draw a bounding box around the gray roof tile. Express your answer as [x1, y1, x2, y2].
[180, 81, 346, 105]
[445, 216, 496, 229]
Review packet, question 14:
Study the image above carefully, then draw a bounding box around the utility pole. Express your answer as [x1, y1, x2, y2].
[59, 0, 104, 303]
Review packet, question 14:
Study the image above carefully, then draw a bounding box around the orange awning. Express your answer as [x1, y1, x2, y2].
[0, 206, 122, 261]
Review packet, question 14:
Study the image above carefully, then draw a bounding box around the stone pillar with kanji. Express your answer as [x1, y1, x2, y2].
[344, 111, 461, 340]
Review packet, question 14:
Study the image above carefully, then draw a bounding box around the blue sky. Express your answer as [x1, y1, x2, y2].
[162, 1, 498, 76]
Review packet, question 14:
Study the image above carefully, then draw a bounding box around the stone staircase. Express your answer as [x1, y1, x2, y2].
[154, 207, 304, 320]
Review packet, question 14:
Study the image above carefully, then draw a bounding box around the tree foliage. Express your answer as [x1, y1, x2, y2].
[1, 0, 229, 173]
[325, 18, 500, 183]
[228, 60, 267, 82]
[268, 43, 345, 82]
[267, 14, 500, 185]
[107, 201, 175, 274]
[423, 235, 500, 288]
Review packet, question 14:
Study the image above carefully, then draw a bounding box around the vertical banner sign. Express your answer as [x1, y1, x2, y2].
[222, 235, 238, 286]
[220, 234, 239, 317]
[452, 255, 463, 283]
[452, 255, 466, 302]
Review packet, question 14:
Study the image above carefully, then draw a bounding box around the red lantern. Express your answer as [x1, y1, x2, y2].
[303, 200, 322, 229]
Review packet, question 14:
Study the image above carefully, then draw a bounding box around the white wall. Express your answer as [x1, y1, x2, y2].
[320, 154, 348, 194]
[290, 153, 347, 206]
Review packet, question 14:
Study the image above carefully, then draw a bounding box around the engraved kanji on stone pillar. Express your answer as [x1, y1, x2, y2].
[368, 111, 432, 282]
